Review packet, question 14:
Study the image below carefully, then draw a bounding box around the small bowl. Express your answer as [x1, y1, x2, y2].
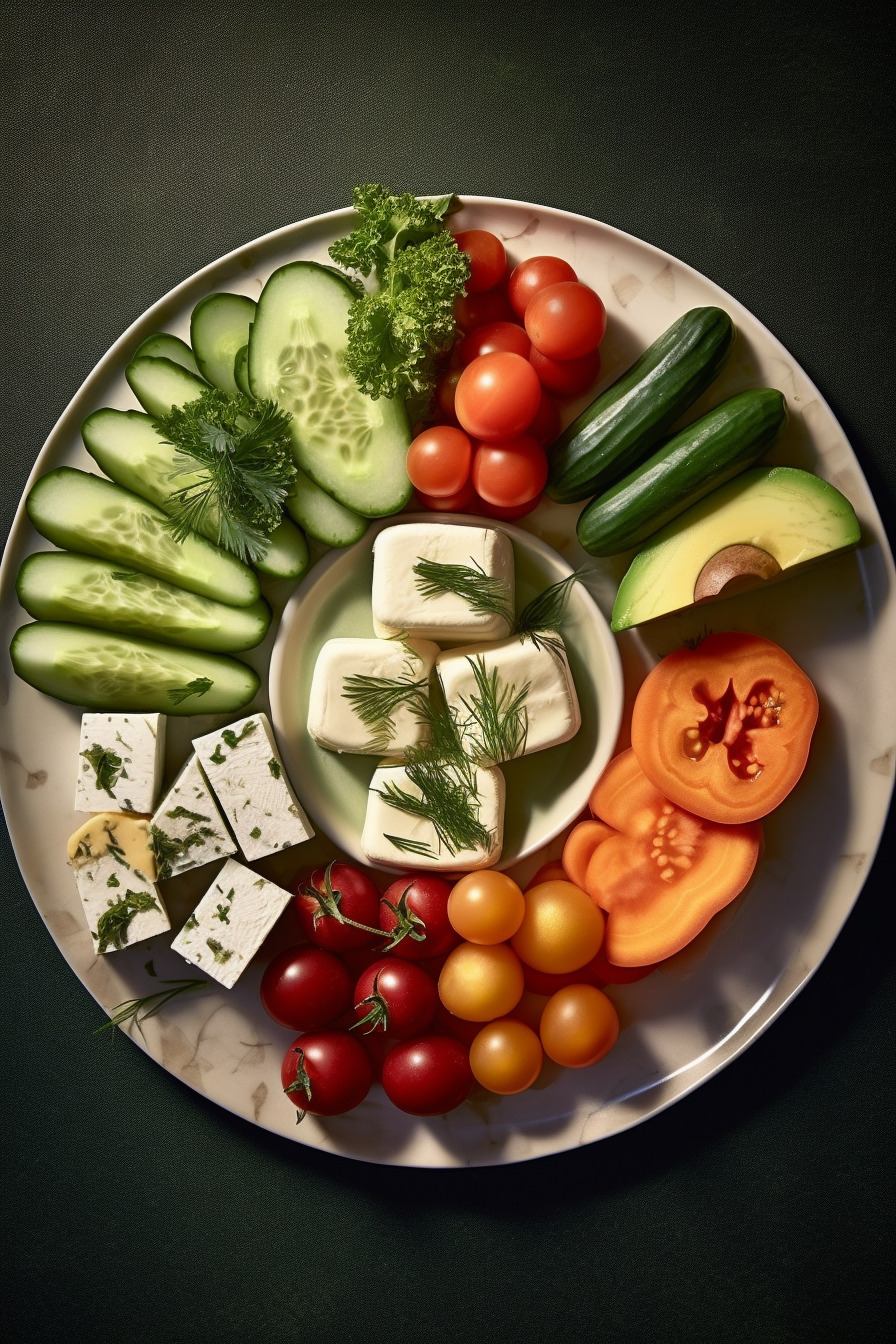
[269, 515, 624, 872]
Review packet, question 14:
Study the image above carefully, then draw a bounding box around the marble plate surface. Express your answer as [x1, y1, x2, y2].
[1, 197, 894, 1168]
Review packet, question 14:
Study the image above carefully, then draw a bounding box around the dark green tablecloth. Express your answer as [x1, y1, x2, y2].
[3, 4, 893, 1340]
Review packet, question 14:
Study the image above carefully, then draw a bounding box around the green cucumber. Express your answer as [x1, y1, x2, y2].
[26, 467, 260, 607]
[285, 468, 369, 547]
[233, 343, 252, 395]
[576, 388, 788, 556]
[248, 260, 412, 517]
[81, 407, 309, 581]
[131, 333, 202, 378]
[16, 552, 271, 652]
[190, 292, 256, 396]
[125, 354, 211, 419]
[546, 306, 735, 504]
[10, 621, 259, 715]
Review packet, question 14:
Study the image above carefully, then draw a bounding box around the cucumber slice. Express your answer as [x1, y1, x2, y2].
[248, 261, 412, 517]
[17, 552, 271, 653]
[132, 333, 202, 378]
[190, 293, 256, 396]
[233, 343, 251, 395]
[26, 467, 260, 607]
[81, 407, 310, 581]
[126, 355, 210, 419]
[285, 468, 369, 547]
[10, 621, 259, 715]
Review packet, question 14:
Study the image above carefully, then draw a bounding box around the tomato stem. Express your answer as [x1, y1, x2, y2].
[299, 860, 388, 940]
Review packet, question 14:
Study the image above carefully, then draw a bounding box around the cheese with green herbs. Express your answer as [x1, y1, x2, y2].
[149, 752, 236, 879]
[361, 758, 505, 870]
[307, 636, 439, 754]
[67, 811, 170, 953]
[75, 712, 165, 814]
[170, 858, 292, 989]
[192, 712, 313, 861]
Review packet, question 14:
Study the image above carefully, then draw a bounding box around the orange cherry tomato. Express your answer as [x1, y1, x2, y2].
[630, 631, 819, 824]
[438, 941, 524, 1022]
[510, 879, 605, 974]
[469, 1017, 544, 1094]
[539, 984, 619, 1068]
[586, 749, 761, 966]
[447, 871, 526, 944]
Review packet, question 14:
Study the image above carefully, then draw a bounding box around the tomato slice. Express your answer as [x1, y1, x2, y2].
[630, 632, 819, 824]
[585, 749, 761, 966]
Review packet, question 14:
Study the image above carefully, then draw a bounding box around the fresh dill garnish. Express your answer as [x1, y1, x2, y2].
[94, 891, 162, 954]
[156, 388, 297, 563]
[80, 743, 123, 796]
[457, 655, 530, 765]
[413, 558, 513, 625]
[342, 672, 430, 752]
[383, 834, 436, 857]
[512, 571, 582, 654]
[168, 676, 214, 706]
[94, 976, 208, 1035]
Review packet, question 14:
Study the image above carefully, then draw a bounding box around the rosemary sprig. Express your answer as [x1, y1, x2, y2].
[94, 891, 162, 955]
[412, 558, 513, 625]
[457, 655, 530, 765]
[94, 976, 208, 1035]
[157, 389, 297, 563]
[342, 672, 430, 751]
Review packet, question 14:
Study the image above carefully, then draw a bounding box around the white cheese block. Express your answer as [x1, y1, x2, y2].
[75, 712, 165, 814]
[362, 758, 505, 870]
[67, 812, 170, 953]
[307, 636, 439, 754]
[436, 634, 581, 765]
[171, 858, 292, 989]
[149, 752, 237, 879]
[193, 713, 314, 861]
[371, 522, 514, 643]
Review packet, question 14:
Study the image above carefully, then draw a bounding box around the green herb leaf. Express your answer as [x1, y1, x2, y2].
[94, 890, 161, 954]
[342, 671, 430, 752]
[413, 557, 513, 626]
[456, 655, 530, 765]
[80, 743, 123, 796]
[94, 976, 208, 1036]
[168, 676, 214, 706]
[512, 571, 582, 654]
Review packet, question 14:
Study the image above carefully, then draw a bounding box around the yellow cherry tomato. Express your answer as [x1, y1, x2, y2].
[510, 879, 605, 974]
[448, 870, 526, 944]
[469, 1017, 544, 1094]
[539, 984, 619, 1068]
[438, 941, 524, 1022]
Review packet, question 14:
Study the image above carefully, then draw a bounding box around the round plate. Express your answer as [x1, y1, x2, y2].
[1, 197, 894, 1168]
[269, 513, 624, 872]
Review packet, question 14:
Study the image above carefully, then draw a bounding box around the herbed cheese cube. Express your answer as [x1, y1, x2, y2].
[307, 636, 439, 754]
[192, 712, 313, 861]
[361, 758, 505, 871]
[149, 752, 237, 880]
[75, 712, 165, 814]
[170, 858, 292, 989]
[435, 635, 581, 765]
[371, 522, 514, 643]
[67, 812, 170, 953]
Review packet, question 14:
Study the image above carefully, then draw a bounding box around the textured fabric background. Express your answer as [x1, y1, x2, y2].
[2, 4, 894, 1341]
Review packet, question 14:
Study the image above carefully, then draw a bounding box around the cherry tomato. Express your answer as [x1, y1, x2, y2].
[525, 281, 607, 360]
[510, 879, 605, 974]
[529, 344, 603, 397]
[457, 320, 530, 365]
[525, 861, 568, 888]
[507, 254, 578, 319]
[405, 425, 473, 498]
[414, 478, 478, 513]
[454, 351, 542, 442]
[471, 435, 548, 508]
[521, 949, 607, 997]
[352, 957, 438, 1038]
[381, 1034, 474, 1115]
[293, 861, 382, 952]
[469, 1017, 544, 1094]
[479, 494, 544, 521]
[525, 388, 562, 444]
[438, 941, 524, 1022]
[452, 229, 507, 293]
[454, 285, 516, 331]
[261, 945, 354, 1031]
[379, 873, 459, 960]
[281, 1030, 374, 1116]
[432, 1000, 484, 1044]
[447, 870, 526, 944]
[539, 984, 619, 1069]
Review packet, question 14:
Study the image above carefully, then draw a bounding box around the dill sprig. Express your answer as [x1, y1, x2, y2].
[512, 571, 582, 655]
[458, 655, 530, 765]
[342, 672, 430, 752]
[157, 389, 297, 563]
[94, 891, 162, 955]
[412, 558, 513, 625]
[94, 976, 208, 1035]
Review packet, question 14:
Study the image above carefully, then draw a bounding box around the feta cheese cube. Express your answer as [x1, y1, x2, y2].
[75, 712, 165, 814]
[371, 522, 514, 643]
[170, 858, 292, 989]
[67, 812, 170, 953]
[307, 636, 439, 754]
[361, 758, 505, 870]
[192, 712, 313, 861]
[149, 752, 237, 879]
[436, 635, 581, 765]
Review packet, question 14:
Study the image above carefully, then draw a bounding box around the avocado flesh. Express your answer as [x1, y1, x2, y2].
[611, 466, 861, 632]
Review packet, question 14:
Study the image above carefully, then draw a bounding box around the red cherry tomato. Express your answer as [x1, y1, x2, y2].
[381, 1034, 474, 1115]
[507, 254, 578, 319]
[261, 945, 354, 1031]
[454, 351, 542, 442]
[457, 320, 530, 365]
[379, 873, 459, 960]
[471, 435, 548, 508]
[525, 388, 562, 444]
[293, 861, 382, 952]
[530, 344, 603, 397]
[353, 958, 439, 1038]
[405, 425, 473, 498]
[414, 478, 478, 513]
[525, 281, 607, 360]
[454, 285, 516, 331]
[281, 1030, 374, 1116]
[435, 366, 463, 422]
[452, 229, 507, 293]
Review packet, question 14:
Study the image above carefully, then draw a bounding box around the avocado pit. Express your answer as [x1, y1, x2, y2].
[694, 545, 782, 602]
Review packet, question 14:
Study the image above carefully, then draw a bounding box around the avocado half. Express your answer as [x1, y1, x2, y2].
[610, 466, 861, 632]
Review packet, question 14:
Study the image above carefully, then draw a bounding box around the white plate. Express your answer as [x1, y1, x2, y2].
[1, 197, 894, 1168]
